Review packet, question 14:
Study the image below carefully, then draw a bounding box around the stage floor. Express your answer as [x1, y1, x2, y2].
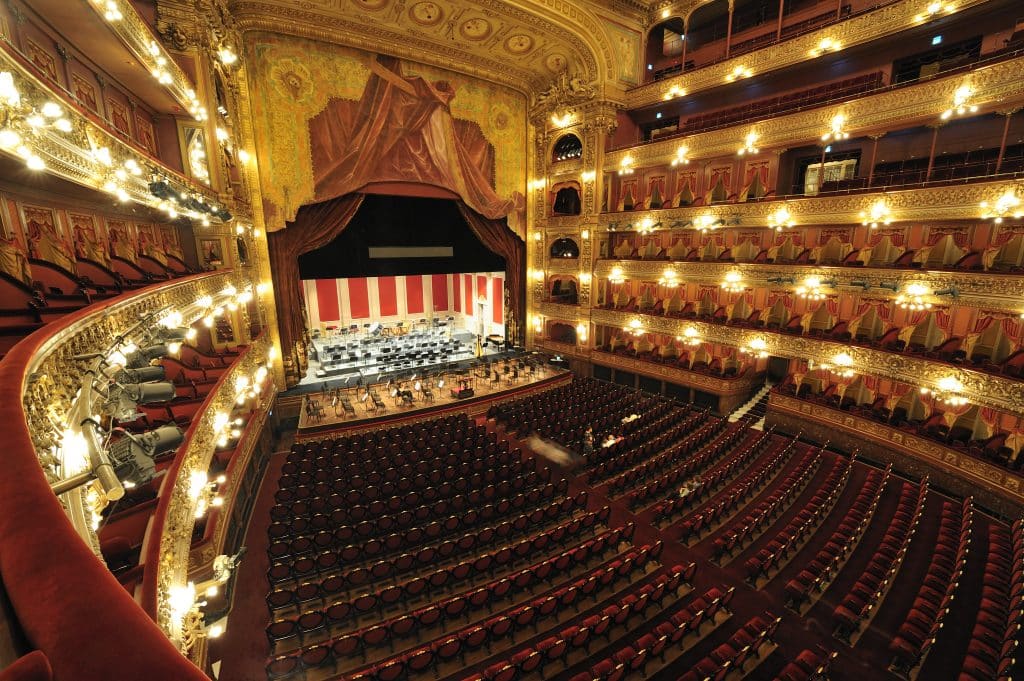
[297, 356, 569, 433]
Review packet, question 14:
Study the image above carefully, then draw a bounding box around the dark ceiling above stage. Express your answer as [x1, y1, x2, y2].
[297, 195, 505, 279]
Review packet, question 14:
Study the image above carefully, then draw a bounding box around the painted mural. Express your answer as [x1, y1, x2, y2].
[247, 32, 527, 234]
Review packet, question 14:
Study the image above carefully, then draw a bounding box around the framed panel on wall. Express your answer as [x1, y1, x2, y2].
[178, 122, 212, 186]
[199, 236, 226, 269]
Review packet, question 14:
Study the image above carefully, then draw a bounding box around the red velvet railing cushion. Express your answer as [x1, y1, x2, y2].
[0, 652, 51, 681]
[0, 275, 212, 680]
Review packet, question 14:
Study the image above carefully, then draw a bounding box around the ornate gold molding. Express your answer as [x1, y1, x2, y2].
[769, 392, 1024, 506]
[626, 0, 995, 109]
[590, 307, 1024, 413]
[611, 52, 1024, 164]
[589, 180, 1015, 226]
[591, 258, 1024, 314]
[154, 334, 275, 655]
[591, 348, 761, 394]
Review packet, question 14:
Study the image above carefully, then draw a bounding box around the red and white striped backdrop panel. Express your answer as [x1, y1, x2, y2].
[303, 272, 504, 332]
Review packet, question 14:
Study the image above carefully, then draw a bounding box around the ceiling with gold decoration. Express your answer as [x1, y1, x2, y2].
[228, 0, 650, 99]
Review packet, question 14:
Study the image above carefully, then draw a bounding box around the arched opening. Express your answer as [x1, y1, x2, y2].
[645, 17, 688, 82]
[552, 186, 582, 215]
[549, 237, 580, 259]
[547, 321, 577, 344]
[551, 134, 583, 162]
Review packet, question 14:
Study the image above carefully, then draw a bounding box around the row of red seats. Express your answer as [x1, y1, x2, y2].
[833, 479, 929, 640]
[623, 424, 761, 510]
[265, 492, 592, 616]
[474, 566, 699, 681]
[269, 459, 530, 539]
[784, 465, 893, 609]
[652, 431, 790, 527]
[677, 613, 782, 681]
[267, 521, 637, 656]
[272, 535, 659, 680]
[585, 408, 709, 483]
[289, 413, 474, 453]
[958, 519, 1023, 680]
[583, 405, 703, 472]
[743, 457, 855, 583]
[269, 477, 559, 559]
[888, 498, 973, 675]
[268, 478, 565, 575]
[773, 647, 838, 681]
[606, 419, 740, 497]
[702, 446, 820, 558]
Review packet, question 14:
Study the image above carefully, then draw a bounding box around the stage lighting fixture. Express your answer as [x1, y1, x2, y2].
[104, 381, 176, 421]
[115, 366, 167, 383]
[155, 327, 190, 342]
[123, 343, 170, 369]
[107, 425, 184, 485]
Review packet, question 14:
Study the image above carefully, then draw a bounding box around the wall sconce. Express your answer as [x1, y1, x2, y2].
[576, 323, 588, 342]
[832, 352, 855, 378]
[533, 231, 543, 242]
[737, 131, 759, 156]
[637, 217, 662, 234]
[659, 267, 680, 287]
[694, 214, 722, 232]
[678, 326, 701, 346]
[895, 283, 932, 310]
[940, 84, 977, 120]
[794, 275, 830, 301]
[529, 179, 546, 191]
[921, 375, 968, 406]
[721, 270, 744, 293]
[725, 65, 753, 82]
[809, 37, 842, 57]
[671, 145, 690, 166]
[740, 337, 768, 358]
[980, 188, 1022, 224]
[580, 228, 590, 240]
[821, 113, 850, 142]
[580, 272, 592, 285]
[532, 315, 544, 333]
[217, 46, 239, 66]
[531, 269, 545, 282]
[608, 266, 625, 284]
[860, 199, 893, 228]
[581, 170, 596, 182]
[663, 85, 686, 101]
[915, 1, 953, 22]
[624, 318, 645, 336]
[767, 205, 795, 230]
[618, 156, 635, 176]
[551, 112, 573, 128]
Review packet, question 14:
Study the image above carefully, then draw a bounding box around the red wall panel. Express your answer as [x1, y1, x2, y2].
[348, 278, 370, 319]
[464, 274, 473, 315]
[406, 275, 424, 314]
[492, 277, 503, 324]
[315, 279, 340, 322]
[453, 274, 461, 313]
[378, 276, 398, 316]
[477, 275, 487, 301]
[431, 274, 448, 312]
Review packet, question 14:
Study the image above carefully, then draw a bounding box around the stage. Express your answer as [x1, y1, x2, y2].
[296, 353, 570, 434]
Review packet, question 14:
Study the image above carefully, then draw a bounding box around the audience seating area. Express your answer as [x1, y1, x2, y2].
[247, 378, 1023, 681]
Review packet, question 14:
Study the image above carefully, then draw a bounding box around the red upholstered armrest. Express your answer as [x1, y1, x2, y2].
[0, 652, 52, 681]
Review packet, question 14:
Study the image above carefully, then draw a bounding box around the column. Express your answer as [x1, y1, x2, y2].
[725, 0, 736, 58]
[681, 17, 690, 70]
[776, 0, 785, 40]
[836, 0, 844, 18]
[925, 124, 941, 182]
[995, 109, 1017, 174]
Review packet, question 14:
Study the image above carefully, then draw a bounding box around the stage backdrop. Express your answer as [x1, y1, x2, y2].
[303, 271, 505, 337]
[247, 33, 527, 234]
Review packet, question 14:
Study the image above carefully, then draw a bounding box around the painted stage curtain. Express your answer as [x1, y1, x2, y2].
[308, 55, 519, 221]
[457, 203, 525, 343]
[268, 194, 364, 383]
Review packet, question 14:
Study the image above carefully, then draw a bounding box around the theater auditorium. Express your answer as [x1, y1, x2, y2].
[0, 0, 1022, 680]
